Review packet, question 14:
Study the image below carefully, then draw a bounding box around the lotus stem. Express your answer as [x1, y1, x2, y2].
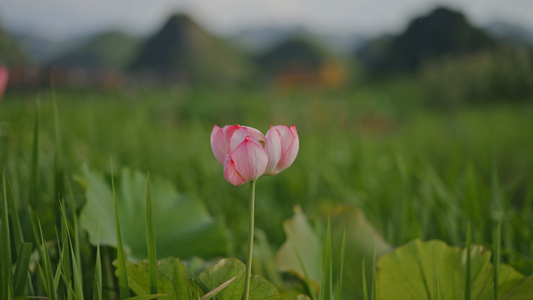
[243, 180, 256, 300]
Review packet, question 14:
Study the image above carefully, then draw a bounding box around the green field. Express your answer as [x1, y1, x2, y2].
[1, 83, 533, 299]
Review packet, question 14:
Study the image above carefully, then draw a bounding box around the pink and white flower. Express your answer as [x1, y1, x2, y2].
[264, 125, 299, 175]
[211, 124, 299, 186]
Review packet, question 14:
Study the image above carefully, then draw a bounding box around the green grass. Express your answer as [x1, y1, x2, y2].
[0, 83, 532, 298]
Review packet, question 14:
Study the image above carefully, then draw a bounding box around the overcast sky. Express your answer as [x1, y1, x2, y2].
[1, 0, 532, 40]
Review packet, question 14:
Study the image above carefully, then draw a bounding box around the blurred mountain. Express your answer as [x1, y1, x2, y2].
[0, 25, 26, 65]
[49, 31, 141, 70]
[317, 32, 368, 54]
[232, 26, 367, 54]
[131, 14, 252, 83]
[11, 32, 92, 65]
[486, 21, 533, 46]
[357, 6, 496, 75]
[256, 37, 329, 73]
[231, 27, 304, 54]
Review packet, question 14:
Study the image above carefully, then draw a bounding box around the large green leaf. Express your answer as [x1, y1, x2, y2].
[198, 258, 281, 300]
[126, 257, 201, 299]
[78, 165, 227, 260]
[275, 205, 392, 298]
[377, 239, 531, 300]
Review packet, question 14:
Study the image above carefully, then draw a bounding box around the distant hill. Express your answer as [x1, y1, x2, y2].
[131, 14, 252, 83]
[357, 6, 496, 74]
[50, 31, 141, 70]
[256, 37, 330, 75]
[232, 27, 303, 54]
[486, 21, 533, 47]
[232, 26, 367, 55]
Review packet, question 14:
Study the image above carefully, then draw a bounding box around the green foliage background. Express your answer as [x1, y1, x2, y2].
[0, 79, 532, 298]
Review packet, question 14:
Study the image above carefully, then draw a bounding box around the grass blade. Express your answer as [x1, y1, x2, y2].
[68, 184, 83, 285]
[53, 226, 67, 294]
[6, 176, 24, 252]
[52, 87, 65, 202]
[370, 240, 377, 300]
[69, 235, 84, 300]
[362, 260, 368, 300]
[122, 295, 168, 300]
[465, 222, 472, 300]
[320, 218, 332, 300]
[58, 202, 72, 295]
[93, 233, 102, 300]
[5, 176, 35, 296]
[1, 171, 14, 299]
[13, 242, 32, 296]
[29, 100, 40, 211]
[335, 230, 345, 300]
[111, 160, 131, 299]
[60, 201, 84, 300]
[37, 216, 57, 300]
[200, 275, 238, 300]
[491, 159, 502, 300]
[145, 171, 158, 296]
[493, 220, 502, 300]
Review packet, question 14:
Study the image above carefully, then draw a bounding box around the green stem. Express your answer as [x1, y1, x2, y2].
[243, 180, 256, 300]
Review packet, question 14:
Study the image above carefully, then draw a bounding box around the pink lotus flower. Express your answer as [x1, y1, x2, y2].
[211, 125, 269, 186]
[264, 125, 299, 175]
[211, 124, 299, 185]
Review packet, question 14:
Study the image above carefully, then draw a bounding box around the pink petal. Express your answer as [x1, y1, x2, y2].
[230, 127, 263, 151]
[210, 125, 227, 165]
[229, 127, 251, 151]
[277, 133, 299, 173]
[273, 125, 295, 152]
[244, 126, 267, 145]
[223, 155, 248, 186]
[222, 125, 241, 144]
[274, 125, 299, 174]
[264, 125, 282, 175]
[231, 137, 268, 181]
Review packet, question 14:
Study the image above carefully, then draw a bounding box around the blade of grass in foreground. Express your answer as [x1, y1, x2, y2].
[36, 216, 58, 300]
[465, 222, 472, 300]
[200, 275, 237, 300]
[320, 218, 332, 300]
[29, 209, 45, 296]
[61, 202, 84, 300]
[68, 184, 83, 285]
[93, 233, 102, 300]
[58, 202, 72, 296]
[493, 220, 502, 300]
[1, 171, 14, 299]
[6, 176, 24, 253]
[370, 241, 377, 300]
[145, 171, 158, 296]
[362, 260, 368, 300]
[335, 231, 346, 300]
[5, 175, 35, 296]
[12, 242, 32, 296]
[111, 160, 131, 299]
[52, 88, 65, 202]
[491, 159, 502, 300]
[30, 100, 40, 210]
